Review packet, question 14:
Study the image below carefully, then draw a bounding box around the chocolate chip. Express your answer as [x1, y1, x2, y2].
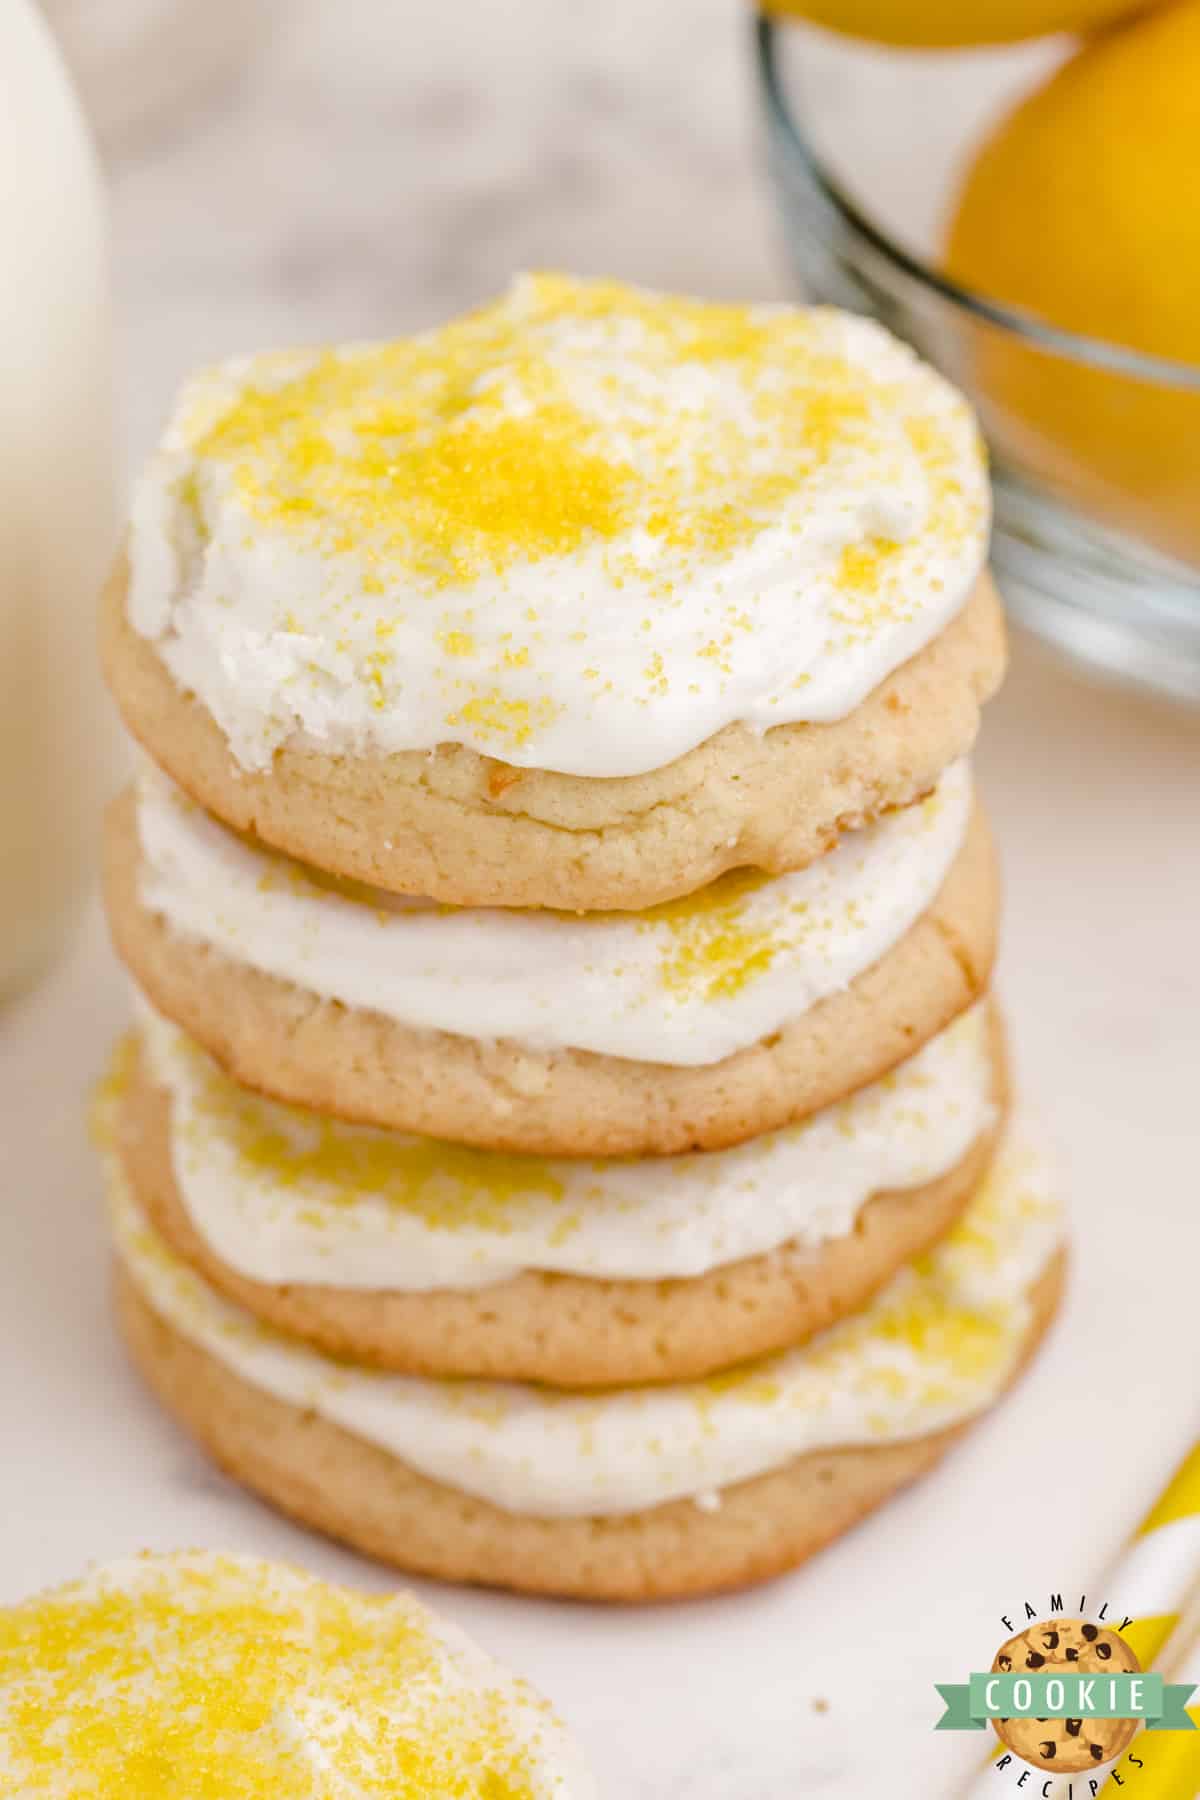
[1039, 1742, 1057, 1761]
[1090, 1743, 1104, 1761]
[1042, 1631, 1060, 1649]
[1065, 1648, 1079, 1662]
[1095, 1642, 1112, 1661]
[998, 1654, 1012, 1671]
[1066, 1720, 1082, 1737]
[1082, 1624, 1099, 1641]
[1026, 1652, 1046, 1669]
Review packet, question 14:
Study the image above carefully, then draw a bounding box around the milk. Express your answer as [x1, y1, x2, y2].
[0, 3, 115, 999]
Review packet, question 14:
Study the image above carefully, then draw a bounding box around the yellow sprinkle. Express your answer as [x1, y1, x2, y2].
[640, 867, 781, 1001]
[445, 691, 560, 749]
[438, 628, 478, 657]
[87, 1035, 137, 1152]
[196, 1047, 566, 1238]
[182, 275, 976, 621]
[838, 535, 900, 596]
[644, 650, 668, 695]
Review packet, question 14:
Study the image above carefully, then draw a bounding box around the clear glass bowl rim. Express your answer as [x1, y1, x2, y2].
[754, 12, 1200, 393]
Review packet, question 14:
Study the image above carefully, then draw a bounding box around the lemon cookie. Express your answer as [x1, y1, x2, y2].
[110, 1001, 1006, 1385]
[102, 274, 1003, 911]
[104, 766, 998, 1155]
[0, 1551, 595, 1795]
[108, 1140, 1066, 1601]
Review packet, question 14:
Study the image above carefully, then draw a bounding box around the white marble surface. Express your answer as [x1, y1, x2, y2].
[4, 3, 1200, 1794]
[105, 0, 779, 470]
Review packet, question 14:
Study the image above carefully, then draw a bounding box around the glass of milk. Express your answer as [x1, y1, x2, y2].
[0, 2, 115, 1001]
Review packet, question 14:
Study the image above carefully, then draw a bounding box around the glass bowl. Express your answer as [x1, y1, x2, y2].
[753, 13, 1200, 705]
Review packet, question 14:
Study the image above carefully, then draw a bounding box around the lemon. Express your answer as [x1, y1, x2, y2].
[762, 0, 1155, 48]
[944, 0, 1200, 561]
[947, 1, 1200, 361]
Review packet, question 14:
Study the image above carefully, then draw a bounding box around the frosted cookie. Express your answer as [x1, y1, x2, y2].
[0, 1551, 594, 1796]
[103, 274, 1003, 911]
[109, 1001, 1006, 1385]
[108, 1140, 1066, 1601]
[104, 765, 999, 1154]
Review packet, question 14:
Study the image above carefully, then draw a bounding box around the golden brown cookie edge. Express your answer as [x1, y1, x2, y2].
[114, 1021, 1007, 1385]
[113, 1244, 1065, 1603]
[101, 555, 1006, 910]
[103, 790, 1000, 1156]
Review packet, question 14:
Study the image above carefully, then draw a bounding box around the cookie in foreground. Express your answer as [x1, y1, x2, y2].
[0, 1549, 595, 1795]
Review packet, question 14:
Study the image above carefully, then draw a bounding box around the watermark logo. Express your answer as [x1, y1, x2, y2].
[936, 1601, 1196, 1783]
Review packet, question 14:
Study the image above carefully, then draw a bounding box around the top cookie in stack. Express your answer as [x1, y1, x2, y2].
[103, 274, 1003, 1157]
[104, 273, 1001, 914]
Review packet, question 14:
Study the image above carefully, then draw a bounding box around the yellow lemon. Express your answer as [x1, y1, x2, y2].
[947, 1, 1200, 361]
[762, 0, 1155, 48]
[944, 0, 1200, 561]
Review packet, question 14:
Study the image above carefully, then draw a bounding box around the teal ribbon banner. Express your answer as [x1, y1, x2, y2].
[935, 1673, 1197, 1732]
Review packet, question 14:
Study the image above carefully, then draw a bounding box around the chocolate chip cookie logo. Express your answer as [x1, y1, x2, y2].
[988, 1618, 1141, 1772]
[935, 1600, 1197, 1786]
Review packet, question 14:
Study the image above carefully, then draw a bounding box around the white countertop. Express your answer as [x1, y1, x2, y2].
[4, 2, 1200, 1793]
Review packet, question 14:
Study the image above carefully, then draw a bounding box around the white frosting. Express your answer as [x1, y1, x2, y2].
[138, 999, 996, 1291]
[110, 1140, 1064, 1517]
[135, 759, 972, 1067]
[0, 1550, 594, 1798]
[127, 274, 989, 777]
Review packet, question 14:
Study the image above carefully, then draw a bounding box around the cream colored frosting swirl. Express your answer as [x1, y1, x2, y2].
[136, 758, 972, 1067]
[137, 999, 996, 1291]
[127, 274, 989, 776]
[0, 1550, 594, 1797]
[110, 1139, 1063, 1518]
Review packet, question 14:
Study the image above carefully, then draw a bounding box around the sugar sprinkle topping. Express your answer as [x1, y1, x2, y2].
[0, 1552, 583, 1798]
[130, 274, 989, 773]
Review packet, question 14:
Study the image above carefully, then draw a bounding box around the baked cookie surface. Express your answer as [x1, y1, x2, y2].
[111, 1001, 1006, 1385]
[104, 789, 999, 1155]
[103, 559, 1005, 911]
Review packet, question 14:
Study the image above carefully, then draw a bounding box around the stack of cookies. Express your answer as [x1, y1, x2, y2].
[98, 275, 1066, 1601]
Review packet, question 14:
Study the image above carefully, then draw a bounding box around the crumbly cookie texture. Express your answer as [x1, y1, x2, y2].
[102, 559, 1005, 911]
[103, 794, 999, 1155]
[112, 1023, 1005, 1386]
[113, 1251, 1064, 1602]
[991, 1619, 1140, 1773]
[0, 1550, 594, 1797]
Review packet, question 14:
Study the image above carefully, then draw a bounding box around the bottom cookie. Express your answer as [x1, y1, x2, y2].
[115, 1248, 1064, 1604]
[1, 1552, 597, 1795]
